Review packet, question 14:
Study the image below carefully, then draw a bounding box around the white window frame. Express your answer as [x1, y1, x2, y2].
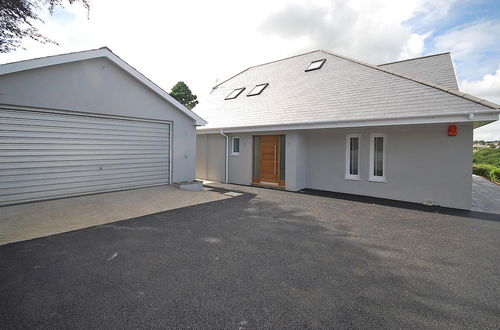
[225, 87, 245, 100]
[369, 133, 387, 182]
[305, 58, 326, 72]
[345, 134, 361, 180]
[231, 137, 240, 155]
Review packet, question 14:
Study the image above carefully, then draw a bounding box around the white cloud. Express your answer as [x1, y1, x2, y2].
[398, 32, 430, 60]
[431, 20, 500, 80]
[460, 67, 500, 141]
[258, 0, 456, 63]
[432, 21, 500, 60]
[474, 121, 500, 141]
[461, 66, 500, 103]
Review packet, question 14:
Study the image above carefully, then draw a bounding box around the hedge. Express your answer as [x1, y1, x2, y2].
[473, 163, 500, 183]
[473, 148, 500, 167]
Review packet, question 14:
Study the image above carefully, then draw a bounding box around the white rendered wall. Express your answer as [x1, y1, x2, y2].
[305, 123, 472, 209]
[196, 134, 226, 182]
[0, 57, 198, 182]
[197, 122, 473, 209]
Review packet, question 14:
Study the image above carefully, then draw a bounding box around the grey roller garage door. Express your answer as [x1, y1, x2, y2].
[0, 108, 171, 206]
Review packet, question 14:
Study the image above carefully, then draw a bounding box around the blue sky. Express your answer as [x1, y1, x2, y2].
[1, 0, 499, 139]
[410, 0, 500, 78]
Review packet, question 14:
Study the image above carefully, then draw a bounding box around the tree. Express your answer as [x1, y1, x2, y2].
[169, 81, 199, 110]
[0, 0, 90, 53]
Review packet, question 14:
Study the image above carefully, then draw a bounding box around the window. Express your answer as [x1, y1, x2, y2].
[305, 58, 326, 72]
[231, 137, 240, 155]
[247, 83, 269, 96]
[345, 134, 360, 180]
[369, 133, 387, 182]
[225, 87, 245, 100]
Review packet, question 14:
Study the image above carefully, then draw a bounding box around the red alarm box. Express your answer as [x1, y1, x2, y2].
[448, 125, 457, 136]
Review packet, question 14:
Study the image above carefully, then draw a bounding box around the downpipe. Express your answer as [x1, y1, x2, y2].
[220, 129, 229, 183]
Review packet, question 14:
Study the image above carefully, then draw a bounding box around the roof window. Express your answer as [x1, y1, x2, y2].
[305, 58, 326, 72]
[225, 87, 245, 100]
[247, 83, 269, 96]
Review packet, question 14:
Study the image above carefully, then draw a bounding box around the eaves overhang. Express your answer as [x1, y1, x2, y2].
[196, 110, 500, 134]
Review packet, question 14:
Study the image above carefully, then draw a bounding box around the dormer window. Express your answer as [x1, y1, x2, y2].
[305, 58, 326, 72]
[225, 87, 245, 100]
[247, 83, 269, 97]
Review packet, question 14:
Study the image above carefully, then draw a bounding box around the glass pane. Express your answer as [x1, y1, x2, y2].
[306, 59, 326, 71]
[233, 138, 240, 153]
[280, 135, 286, 181]
[252, 136, 260, 180]
[350, 137, 358, 175]
[248, 84, 268, 96]
[373, 137, 384, 177]
[225, 88, 245, 100]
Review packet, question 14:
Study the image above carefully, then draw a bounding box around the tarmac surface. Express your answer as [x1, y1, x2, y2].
[0, 183, 499, 329]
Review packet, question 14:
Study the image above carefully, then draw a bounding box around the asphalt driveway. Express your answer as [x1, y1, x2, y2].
[0, 184, 499, 329]
[472, 174, 500, 214]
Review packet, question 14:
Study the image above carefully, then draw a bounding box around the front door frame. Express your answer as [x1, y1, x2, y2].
[252, 135, 285, 188]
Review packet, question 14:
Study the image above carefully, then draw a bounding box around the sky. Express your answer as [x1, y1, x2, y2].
[1, 0, 499, 140]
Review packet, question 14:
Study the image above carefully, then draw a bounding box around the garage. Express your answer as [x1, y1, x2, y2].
[0, 47, 206, 206]
[0, 108, 171, 206]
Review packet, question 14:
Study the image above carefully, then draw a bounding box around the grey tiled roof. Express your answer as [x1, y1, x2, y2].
[194, 50, 498, 130]
[378, 53, 459, 90]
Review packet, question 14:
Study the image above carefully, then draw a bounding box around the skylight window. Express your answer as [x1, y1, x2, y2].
[225, 87, 245, 100]
[247, 83, 269, 96]
[305, 58, 326, 72]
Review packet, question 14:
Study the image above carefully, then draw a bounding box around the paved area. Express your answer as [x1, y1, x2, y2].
[0, 183, 499, 329]
[0, 185, 228, 246]
[472, 175, 500, 214]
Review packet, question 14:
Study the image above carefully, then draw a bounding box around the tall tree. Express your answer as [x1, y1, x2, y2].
[169, 81, 199, 110]
[0, 0, 90, 53]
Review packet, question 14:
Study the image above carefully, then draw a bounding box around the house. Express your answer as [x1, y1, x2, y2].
[0, 47, 206, 206]
[194, 50, 499, 210]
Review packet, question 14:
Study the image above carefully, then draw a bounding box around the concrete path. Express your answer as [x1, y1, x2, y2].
[0, 185, 229, 246]
[472, 175, 500, 214]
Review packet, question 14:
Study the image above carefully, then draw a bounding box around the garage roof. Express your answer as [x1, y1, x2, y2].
[0, 47, 207, 126]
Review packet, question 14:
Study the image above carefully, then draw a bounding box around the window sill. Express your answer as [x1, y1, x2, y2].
[368, 177, 387, 183]
[229, 153, 239, 156]
[344, 176, 360, 181]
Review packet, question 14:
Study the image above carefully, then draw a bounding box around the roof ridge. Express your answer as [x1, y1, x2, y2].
[0, 47, 107, 68]
[318, 50, 499, 110]
[212, 50, 323, 89]
[378, 52, 452, 66]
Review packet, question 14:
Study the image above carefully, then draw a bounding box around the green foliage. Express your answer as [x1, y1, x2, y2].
[492, 168, 500, 183]
[169, 81, 199, 110]
[473, 164, 500, 183]
[473, 148, 500, 167]
[0, 0, 90, 53]
[473, 164, 494, 178]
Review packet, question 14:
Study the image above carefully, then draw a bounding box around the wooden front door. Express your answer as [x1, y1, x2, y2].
[258, 135, 282, 186]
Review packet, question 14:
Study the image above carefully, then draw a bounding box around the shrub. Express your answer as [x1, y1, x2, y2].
[473, 148, 500, 167]
[473, 163, 500, 183]
[492, 168, 500, 183]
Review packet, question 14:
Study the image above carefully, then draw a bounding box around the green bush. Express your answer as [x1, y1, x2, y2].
[492, 168, 500, 183]
[473, 148, 500, 167]
[473, 163, 500, 183]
